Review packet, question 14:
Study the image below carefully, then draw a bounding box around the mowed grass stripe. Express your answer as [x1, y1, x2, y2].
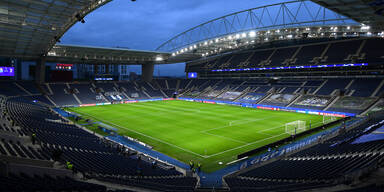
[67, 100, 325, 172]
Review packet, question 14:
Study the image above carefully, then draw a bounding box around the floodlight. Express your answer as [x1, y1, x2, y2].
[249, 31, 256, 37]
[155, 56, 163, 61]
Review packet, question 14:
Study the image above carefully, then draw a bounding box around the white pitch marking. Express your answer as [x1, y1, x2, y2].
[74, 103, 326, 159]
[73, 110, 208, 158]
[201, 131, 247, 144]
[204, 132, 287, 158]
[202, 116, 274, 133]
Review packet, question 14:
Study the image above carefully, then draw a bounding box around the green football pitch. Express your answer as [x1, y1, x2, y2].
[66, 100, 327, 172]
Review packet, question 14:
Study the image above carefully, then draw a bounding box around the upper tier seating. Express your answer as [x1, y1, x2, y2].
[324, 40, 362, 63]
[294, 44, 327, 65]
[360, 38, 384, 62]
[316, 79, 351, 95]
[349, 79, 382, 97]
[186, 38, 384, 72]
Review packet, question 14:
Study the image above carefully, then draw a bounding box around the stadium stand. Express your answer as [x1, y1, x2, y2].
[186, 38, 383, 72]
[0, 77, 382, 115]
[0, 95, 197, 191]
[48, 83, 79, 106]
[70, 83, 103, 104]
[225, 117, 384, 192]
[2, 1, 384, 190]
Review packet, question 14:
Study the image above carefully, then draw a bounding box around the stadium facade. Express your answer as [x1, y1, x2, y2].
[0, 0, 384, 191]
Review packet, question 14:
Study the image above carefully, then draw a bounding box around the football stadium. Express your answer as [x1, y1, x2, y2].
[0, 0, 384, 191]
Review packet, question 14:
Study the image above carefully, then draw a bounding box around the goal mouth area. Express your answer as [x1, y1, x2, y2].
[238, 117, 347, 159]
[285, 120, 307, 136]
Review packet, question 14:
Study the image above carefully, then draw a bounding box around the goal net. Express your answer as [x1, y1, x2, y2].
[285, 120, 306, 136]
[323, 115, 336, 124]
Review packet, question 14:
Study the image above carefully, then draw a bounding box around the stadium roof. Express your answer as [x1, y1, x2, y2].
[311, 0, 384, 28]
[2, 0, 383, 65]
[158, 1, 382, 61]
[46, 44, 176, 65]
[0, 0, 112, 59]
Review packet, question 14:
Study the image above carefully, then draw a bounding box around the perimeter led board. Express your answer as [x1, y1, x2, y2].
[212, 63, 368, 72]
[188, 72, 198, 78]
[0, 67, 15, 76]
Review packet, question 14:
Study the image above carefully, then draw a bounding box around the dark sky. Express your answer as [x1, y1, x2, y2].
[61, 0, 284, 76]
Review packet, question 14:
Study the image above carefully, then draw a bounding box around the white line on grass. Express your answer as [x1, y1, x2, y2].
[201, 116, 274, 133]
[205, 120, 326, 158]
[201, 132, 247, 144]
[74, 104, 327, 160]
[74, 111, 207, 158]
[204, 132, 287, 158]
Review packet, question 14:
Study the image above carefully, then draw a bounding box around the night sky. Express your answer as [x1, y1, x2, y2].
[61, 0, 284, 76]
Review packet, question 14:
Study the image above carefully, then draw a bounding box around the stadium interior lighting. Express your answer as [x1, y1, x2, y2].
[241, 33, 247, 38]
[361, 25, 370, 30]
[249, 31, 256, 37]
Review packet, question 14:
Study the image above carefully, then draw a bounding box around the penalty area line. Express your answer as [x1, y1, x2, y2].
[205, 119, 328, 158]
[204, 132, 287, 158]
[201, 132, 247, 144]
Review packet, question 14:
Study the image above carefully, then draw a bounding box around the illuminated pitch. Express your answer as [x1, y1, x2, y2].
[66, 100, 336, 172]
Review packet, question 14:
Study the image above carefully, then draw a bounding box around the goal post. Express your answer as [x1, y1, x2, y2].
[323, 115, 336, 124]
[285, 120, 306, 136]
